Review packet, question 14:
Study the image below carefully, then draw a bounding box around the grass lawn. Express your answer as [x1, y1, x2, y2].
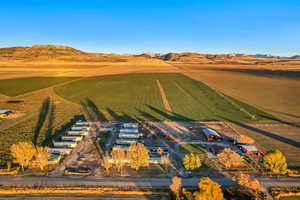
[0, 77, 78, 96]
[54, 73, 272, 122]
[280, 196, 300, 200]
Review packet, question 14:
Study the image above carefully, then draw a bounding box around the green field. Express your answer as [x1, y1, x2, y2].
[54, 73, 272, 121]
[0, 77, 78, 96]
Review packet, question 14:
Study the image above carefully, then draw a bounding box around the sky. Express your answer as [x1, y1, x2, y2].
[0, 0, 300, 56]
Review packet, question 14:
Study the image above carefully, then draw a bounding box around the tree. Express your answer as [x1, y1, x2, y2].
[217, 148, 244, 169]
[236, 173, 262, 191]
[102, 155, 111, 174]
[169, 176, 182, 199]
[161, 155, 171, 172]
[10, 141, 36, 171]
[35, 146, 50, 172]
[262, 149, 287, 174]
[127, 143, 149, 171]
[183, 153, 201, 171]
[236, 134, 254, 144]
[111, 147, 126, 175]
[195, 177, 223, 200]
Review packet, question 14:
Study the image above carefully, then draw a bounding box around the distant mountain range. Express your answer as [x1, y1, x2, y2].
[0, 45, 299, 65]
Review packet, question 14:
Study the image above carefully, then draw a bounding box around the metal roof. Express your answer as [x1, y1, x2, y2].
[0, 109, 11, 114]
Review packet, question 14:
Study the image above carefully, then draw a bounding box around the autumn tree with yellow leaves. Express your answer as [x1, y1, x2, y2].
[236, 173, 262, 191]
[183, 153, 201, 171]
[262, 149, 287, 174]
[217, 148, 244, 169]
[169, 176, 182, 200]
[111, 147, 126, 175]
[128, 143, 149, 171]
[35, 146, 50, 172]
[10, 141, 36, 171]
[102, 154, 112, 174]
[195, 177, 223, 200]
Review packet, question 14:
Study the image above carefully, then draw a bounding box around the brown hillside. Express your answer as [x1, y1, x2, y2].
[0, 45, 130, 63]
[159, 52, 300, 65]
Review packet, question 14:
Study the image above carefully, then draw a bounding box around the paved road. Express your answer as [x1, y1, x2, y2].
[259, 177, 300, 188]
[0, 176, 236, 188]
[0, 176, 299, 189]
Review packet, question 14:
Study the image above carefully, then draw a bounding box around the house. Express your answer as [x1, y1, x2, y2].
[202, 128, 222, 142]
[0, 109, 12, 118]
[48, 147, 72, 154]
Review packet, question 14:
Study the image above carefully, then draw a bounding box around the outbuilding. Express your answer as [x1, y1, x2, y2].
[202, 128, 222, 142]
[0, 109, 12, 118]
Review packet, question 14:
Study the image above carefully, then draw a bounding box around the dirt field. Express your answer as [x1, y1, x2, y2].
[0, 59, 177, 80]
[174, 64, 300, 122]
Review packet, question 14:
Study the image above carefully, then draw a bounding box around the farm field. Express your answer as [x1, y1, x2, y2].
[0, 85, 82, 166]
[0, 77, 78, 96]
[175, 64, 300, 122]
[54, 73, 272, 122]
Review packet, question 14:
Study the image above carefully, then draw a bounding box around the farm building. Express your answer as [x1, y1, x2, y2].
[119, 132, 143, 138]
[61, 135, 83, 142]
[0, 109, 12, 118]
[48, 153, 62, 164]
[53, 140, 77, 148]
[149, 147, 169, 155]
[75, 121, 90, 126]
[202, 128, 222, 142]
[237, 144, 261, 155]
[209, 144, 225, 155]
[71, 126, 90, 131]
[123, 123, 139, 129]
[67, 130, 88, 136]
[120, 128, 139, 133]
[48, 147, 72, 155]
[115, 138, 144, 145]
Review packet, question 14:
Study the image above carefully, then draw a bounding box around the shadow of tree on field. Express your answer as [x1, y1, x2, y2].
[264, 109, 300, 120]
[220, 116, 300, 148]
[136, 108, 161, 121]
[42, 101, 55, 146]
[106, 108, 137, 122]
[85, 98, 108, 122]
[32, 97, 51, 146]
[259, 114, 300, 129]
[146, 105, 194, 121]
